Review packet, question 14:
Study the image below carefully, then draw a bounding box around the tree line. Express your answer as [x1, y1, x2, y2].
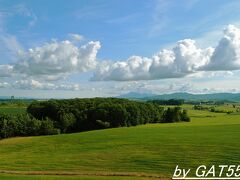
[193, 105, 233, 114]
[0, 98, 190, 139]
[0, 113, 59, 139]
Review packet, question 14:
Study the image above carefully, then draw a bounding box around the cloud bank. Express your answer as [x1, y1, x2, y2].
[0, 79, 80, 91]
[92, 39, 214, 81]
[92, 25, 240, 81]
[0, 25, 240, 91]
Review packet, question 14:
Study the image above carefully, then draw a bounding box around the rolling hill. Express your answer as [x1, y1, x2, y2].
[1, 105, 240, 179]
[118, 92, 240, 101]
[116, 92, 156, 99]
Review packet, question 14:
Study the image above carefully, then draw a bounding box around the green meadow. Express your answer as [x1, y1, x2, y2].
[0, 104, 240, 179]
[0, 102, 27, 114]
[0, 107, 26, 114]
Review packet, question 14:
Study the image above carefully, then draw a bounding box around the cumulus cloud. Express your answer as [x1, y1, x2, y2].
[203, 25, 240, 70]
[93, 24, 240, 81]
[92, 39, 213, 81]
[1, 24, 240, 91]
[150, 39, 213, 78]
[14, 40, 101, 80]
[92, 56, 152, 81]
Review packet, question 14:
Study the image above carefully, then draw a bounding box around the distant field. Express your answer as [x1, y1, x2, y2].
[0, 107, 26, 114]
[0, 104, 240, 179]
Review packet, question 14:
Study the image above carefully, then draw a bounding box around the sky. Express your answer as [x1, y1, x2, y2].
[1, 0, 240, 98]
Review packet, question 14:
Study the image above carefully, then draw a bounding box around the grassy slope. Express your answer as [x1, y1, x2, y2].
[0, 108, 26, 114]
[0, 106, 26, 114]
[0, 104, 240, 179]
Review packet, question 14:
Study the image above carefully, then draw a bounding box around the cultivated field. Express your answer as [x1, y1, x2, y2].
[0, 107, 26, 114]
[0, 104, 240, 179]
[0, 103, 27, 114]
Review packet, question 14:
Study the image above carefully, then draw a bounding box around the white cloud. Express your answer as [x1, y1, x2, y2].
[1, 24, 240, 93]
[0, 81, 10, 88]
[93, 24, 240, 81]
[12, 79, 80, 91]
[0, 65, 14, 77]
[69, 33, 84, 42]
[92, 56, 152, 81]
[187, 71, 234, 78]
[204, 25, 240, 70]
[150, 39, 213, 78]
[92, 39, 213, 81]
[14, 40, 101, 80]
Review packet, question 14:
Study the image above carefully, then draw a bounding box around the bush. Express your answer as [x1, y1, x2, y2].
[162, 107, 190, 123]
[40, 118, 60, 135]
[0, 113, 60, 139]
[181, 110, 190, 122]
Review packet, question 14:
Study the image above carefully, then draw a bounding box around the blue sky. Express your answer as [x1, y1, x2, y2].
[0, 0, 240, 98]
[3, 0, 240, 59]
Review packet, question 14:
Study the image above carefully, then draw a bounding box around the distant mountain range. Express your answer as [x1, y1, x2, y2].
[1, 92, 240, 102]
[117, 92, 240, 102]
[0, 96, 36, 100]
[117, 92, 156, 99]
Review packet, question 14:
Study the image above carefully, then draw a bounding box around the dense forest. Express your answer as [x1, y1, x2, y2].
[0, 98, 190, 139]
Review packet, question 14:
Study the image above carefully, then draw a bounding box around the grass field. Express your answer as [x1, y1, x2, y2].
[0, 104, 240, 179]
[0, 107, 26, 114]
[0, 103, 27, 114]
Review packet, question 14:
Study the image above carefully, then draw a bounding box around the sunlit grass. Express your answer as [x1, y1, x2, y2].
[0, 104, 240, 179]
[0, 107, 26, 114]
